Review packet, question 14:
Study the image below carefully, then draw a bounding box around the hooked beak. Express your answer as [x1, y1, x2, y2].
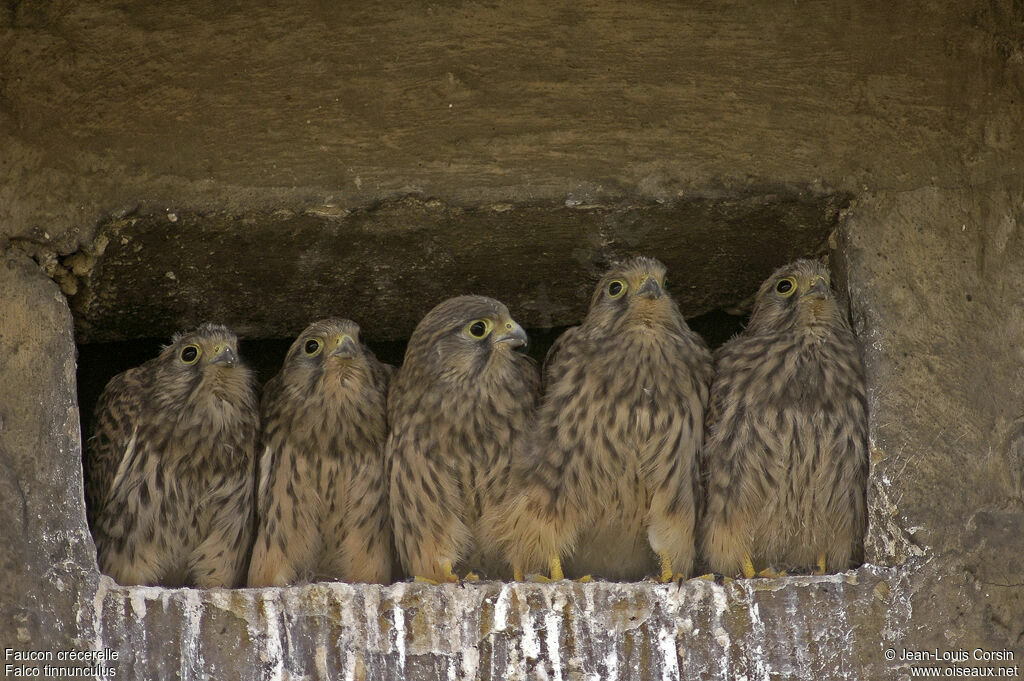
[804, 275, 830, 300]
[494, 321, 528, 349]
[209, 345, 237, 368]
[637, 277, 663, 299]
[330, 334, 360, 358]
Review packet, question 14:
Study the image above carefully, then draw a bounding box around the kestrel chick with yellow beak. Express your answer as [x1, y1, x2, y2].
[499, 257, 712, 581]
[701, 259, 868, 578]
[248, 319, 394, 586]
[387, 295, 539, 582]
[84, 323, 259, 587]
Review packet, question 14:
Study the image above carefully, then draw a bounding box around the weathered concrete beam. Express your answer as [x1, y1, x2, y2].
[83, 568, 904, 681]
[67, 193, 845, 343]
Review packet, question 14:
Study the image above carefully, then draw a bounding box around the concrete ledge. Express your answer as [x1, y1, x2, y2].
[85, 567, 903, 681]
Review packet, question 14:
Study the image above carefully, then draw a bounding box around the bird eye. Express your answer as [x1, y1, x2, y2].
[303, 338, 322, 356]
[607, 280, 626, 298]
[775, 277, 797, 297]
[465, 319, 493, 339]
[180, 344, 201, 364]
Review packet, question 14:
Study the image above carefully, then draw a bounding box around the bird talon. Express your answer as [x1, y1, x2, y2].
[694, 572, 734, 585]
[756, 567, 787, 578]
[657, 551, 673, 583]
[812, 553, 826, 576]
[414, 576, 441, 585]
[462, 571, 480, 582]
[549, 556, 564, 581]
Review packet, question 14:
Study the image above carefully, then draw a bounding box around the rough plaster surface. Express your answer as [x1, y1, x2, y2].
[2, 0, 1024, 679]
[68, 194, 844, 343]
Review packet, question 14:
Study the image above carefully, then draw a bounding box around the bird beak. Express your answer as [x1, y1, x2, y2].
[330, 334, 360, 358]
[637, 277, 663, 299]
[494, 321, 528, 349]
[804, 275, 830, 300]
[209, 345, 237, 368]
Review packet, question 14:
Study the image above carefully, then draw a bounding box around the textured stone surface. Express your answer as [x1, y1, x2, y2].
[68, 194, 843, 343]
[83, 569, 902, 681]
[0, 256, 98, 651]
[2, 0, 1024, 679]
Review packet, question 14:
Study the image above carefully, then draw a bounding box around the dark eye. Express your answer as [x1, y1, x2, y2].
[464, 318, 493, 339]
[607, 280, 626, 297]
[303, 339, 322, 355]
[180, 345, 200, 364]
[776, 277, 797, 296]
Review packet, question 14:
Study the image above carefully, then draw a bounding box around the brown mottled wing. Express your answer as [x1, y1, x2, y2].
[540, 324, 581, 391]
[387, 369, 472, 581]
[248, 372, 322, 586]
[84, 367, 146, 531]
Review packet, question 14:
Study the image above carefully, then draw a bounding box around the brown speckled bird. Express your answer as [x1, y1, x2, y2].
[84, 323, 259, 587]
[700, 259, 868, 578]
[248, 319, 394, 586]
[499, 256, 713, 581]
[387, 295, 539, 582]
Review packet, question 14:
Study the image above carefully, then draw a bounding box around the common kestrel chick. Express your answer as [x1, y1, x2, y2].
[248, 319, 394, 587]
[499, 256, 713, 581]
[84, 323, 259, 588]
[387, 295, 539, 582]
[700, 259, 868, 578]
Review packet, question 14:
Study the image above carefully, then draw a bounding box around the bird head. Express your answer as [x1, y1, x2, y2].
[155, 323, 252, 402]
[405, 295, 530, 383]
[585, 256, 679, 332]
[280, 318, 373, 388]
[746, 259, 842, 335]
[164, 323, 241, 371]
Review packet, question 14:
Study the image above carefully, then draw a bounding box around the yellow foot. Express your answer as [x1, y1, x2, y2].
[415, 559, 460, 584]
[463, 572, 480, 582]
[414, 576, 441, 585]
[549, 555, 564, 581]
[756, 567, 787, 578]
[525, 555, 568, 582]
[695, 573, 734, 585]
[513, 568, 524, 582]
[812, 553, 826, 576]
[742, 555, 756, 579]
[658, 551, 673, 583]
[575, 574, 594, 583]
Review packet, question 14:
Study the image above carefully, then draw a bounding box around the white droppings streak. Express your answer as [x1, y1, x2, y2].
[260, 590, 285, 681]
[89, 577, 112, 651]
[745, 593, 770, 681]
[128, 589, 148, 620]
[458, 591, 480, 681]
[362, 585, 381, 652]
[711, 585, 731, 679]
[493, 584, 512, 632]
[653, 621, 676, 680]
[180, 589, 206, 680]
[520, 590, 540, 661]
[392, 583, 407, 670]
[343, 650, 357, 681]
[544, 589, 564, 681]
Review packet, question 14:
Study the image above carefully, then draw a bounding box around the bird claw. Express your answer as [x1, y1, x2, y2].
[694, 573, 734, 585]
[414, 576, 442, 585]
[462, 571, 481, 582]
[756, 567, 787, 578]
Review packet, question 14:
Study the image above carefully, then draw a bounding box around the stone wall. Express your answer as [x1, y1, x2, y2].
[2, 1, 1023, 679]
